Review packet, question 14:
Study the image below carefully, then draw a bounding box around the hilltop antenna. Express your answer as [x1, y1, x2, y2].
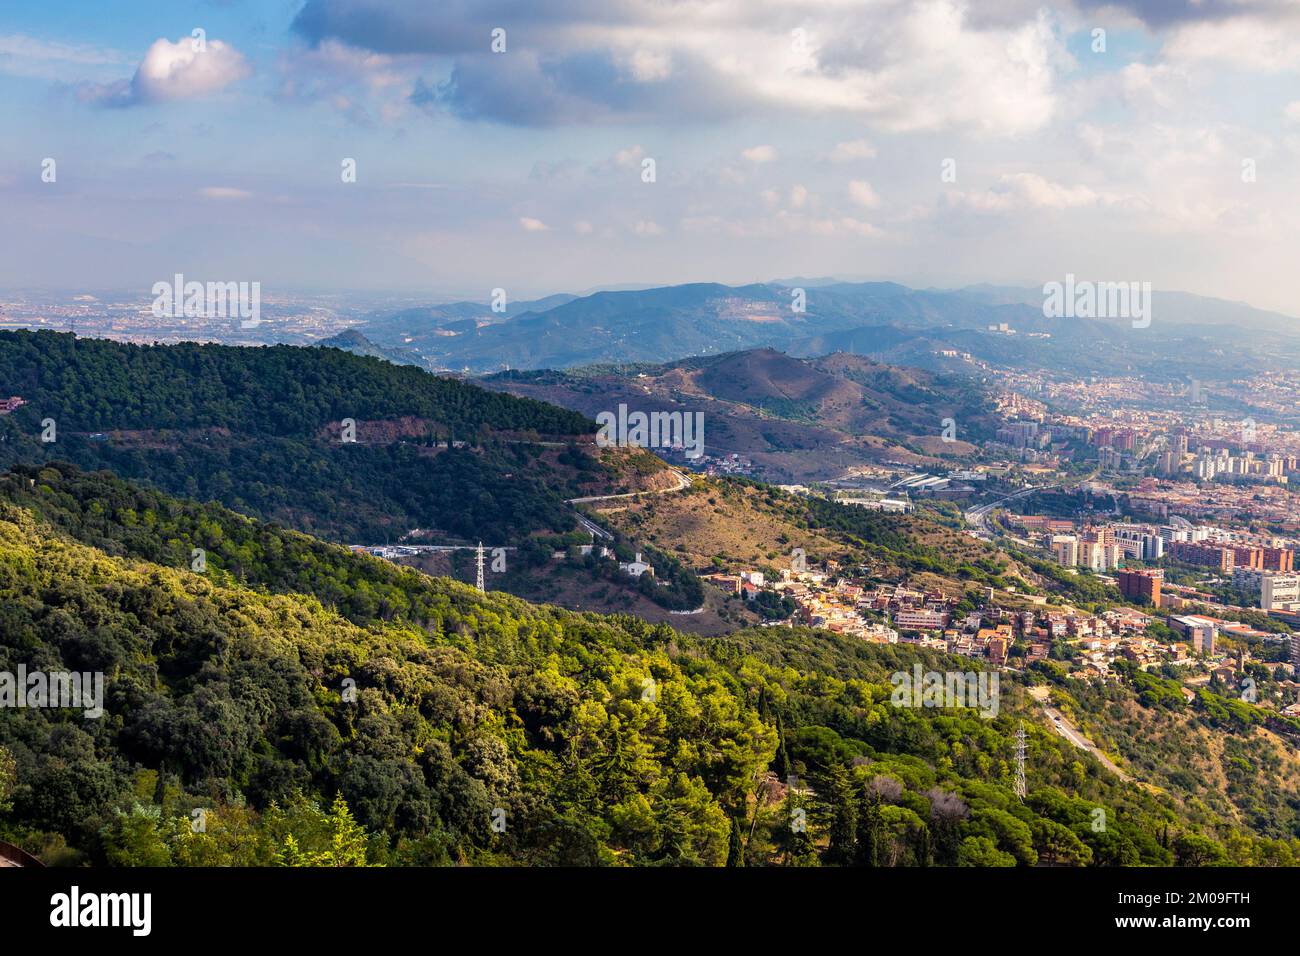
[475, 542, 486, 593]
[1014, 722, 1027, 802]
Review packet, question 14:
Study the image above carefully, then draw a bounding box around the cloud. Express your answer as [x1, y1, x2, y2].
[1072, 0, 1289, 29]
[829, 139, 877, 162]
[519, 216, 549, 231]
[76, 36, 251, 107]
[1163, 14, 1300, 71]
[198, 187, 253, 200]
[848, 180, 880, 208]
[742, 144, 777, 163]
[943, 173, 1135, 214]
[0, 33, 126, 80]
[292, 0, 1067, 133]
[274, 39, 407, 123]
[196, 188, 252, 201]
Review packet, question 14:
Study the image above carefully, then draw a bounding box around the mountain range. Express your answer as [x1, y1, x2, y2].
[347, 280, 1300, 381]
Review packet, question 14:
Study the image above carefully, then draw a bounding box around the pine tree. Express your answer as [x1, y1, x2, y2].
[823, 764, 858, 866]
[855, 792, 884, 867]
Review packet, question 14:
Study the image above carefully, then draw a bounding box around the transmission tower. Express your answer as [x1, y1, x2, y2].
[475, 542, 486, 593]
[1014, 722, 1027, 801]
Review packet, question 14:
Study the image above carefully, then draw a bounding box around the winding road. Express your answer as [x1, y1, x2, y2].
[566, 469, 693, 541]
[566, 469, 692, 505]
[1029, 686, 1130, 781]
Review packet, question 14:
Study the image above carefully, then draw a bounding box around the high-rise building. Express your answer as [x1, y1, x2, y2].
[1117, 568, 1163, 606]
[1238, 570, 1300, 611]
[1229, 545, 1265, 569]
[1263, 547, 1295, 572]
[1168, 541, 1233, 571]
[1170, 615, 1217, 655]
[1143, 534, 1165, 560]
[1052, 536, 1079, 567]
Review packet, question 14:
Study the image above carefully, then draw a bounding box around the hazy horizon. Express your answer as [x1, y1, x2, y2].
[3, 1, 1300, 312]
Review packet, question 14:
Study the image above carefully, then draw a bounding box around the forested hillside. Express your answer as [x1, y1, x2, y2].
[0, 331, 618, 542]
[0, 330, 588, 437]
[0, 469, 1285, 867]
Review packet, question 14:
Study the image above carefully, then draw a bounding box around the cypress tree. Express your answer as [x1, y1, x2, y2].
[726, 816, 745, 867]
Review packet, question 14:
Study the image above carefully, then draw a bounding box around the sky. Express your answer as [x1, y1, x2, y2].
[1, 0, 1299, 311]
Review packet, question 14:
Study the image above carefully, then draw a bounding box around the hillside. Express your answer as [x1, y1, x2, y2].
[1049, 669, 1300, 844]
[581, 475, 1119, 609]
[0, 469, 1275, 867]
[0, 331, 665, 543]
[483, 348, 998, 481]
[316, 329, 430, 369]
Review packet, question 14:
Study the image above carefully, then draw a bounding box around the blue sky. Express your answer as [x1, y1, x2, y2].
[2, 0, 1299, 312]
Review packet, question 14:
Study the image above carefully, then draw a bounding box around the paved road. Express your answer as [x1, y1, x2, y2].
[574, 513, 614, 541]
[567, 469, 692, 540]
[1029, 687, 1131, 781]
[566, 469, 691, 505]
[964, 485, 1040, 539]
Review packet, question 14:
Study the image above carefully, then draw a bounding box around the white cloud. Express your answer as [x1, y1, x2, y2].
[198, 187, 253, 200]
[745, 1, 1067, 135]
[742, 144, 777, 163]
[0, 33, 125, 80]
[945, 173, 1131, 213]
[1286, 101, 1300, 124]
[293, 0, 1068, 135]
[613, 145, 645, 167]
[519, 217, 550, 232]
[634, 219, 664, 236]
[789, 184, 808, 209]
[133, 37, 251, 102]
[838, 217, 883, 237]
[848, 180, 880, 208]
[1165, 16, 1300, 72]
[624, 48, 672, 82]
[829, 139, 877, 162]
[77, 35, 251, 107]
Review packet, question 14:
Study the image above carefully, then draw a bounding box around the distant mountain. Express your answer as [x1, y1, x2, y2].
[356, 293, 579, 360]
[316, 329, 429, 369]
[955, 284, 1299, 333]
[482, 347, 1000, 481]
[354, 280, 1300, 380]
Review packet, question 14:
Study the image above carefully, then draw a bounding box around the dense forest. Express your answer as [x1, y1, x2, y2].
[0, 330, 591, 437]
[0, 331, 604, 542]
[0, 468, 1288, 867]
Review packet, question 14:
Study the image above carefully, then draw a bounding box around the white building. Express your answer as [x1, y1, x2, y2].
[619, 553, 655, 578]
